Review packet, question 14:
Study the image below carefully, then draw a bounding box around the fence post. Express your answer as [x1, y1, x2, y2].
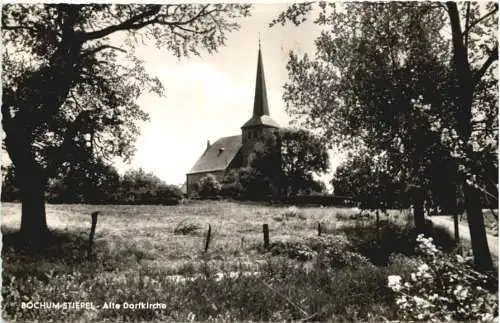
[263, 224, 270, 250]
[204, 224, 212, 253]
[88, 211, 99, 260]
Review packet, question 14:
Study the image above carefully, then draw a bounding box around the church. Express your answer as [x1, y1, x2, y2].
[186, 44, 280, 196]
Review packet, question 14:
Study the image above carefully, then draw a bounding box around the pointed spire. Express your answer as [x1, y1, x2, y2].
[253, 41, 270, 117]
[241, 40, 279, 130]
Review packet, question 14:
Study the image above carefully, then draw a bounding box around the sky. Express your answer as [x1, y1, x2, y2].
[113, 4, 342, 187]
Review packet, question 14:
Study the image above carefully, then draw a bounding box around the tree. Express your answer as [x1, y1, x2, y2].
[444, 1, 498, 271]
[277, 2, 456, 231]
[279, 128, 329, 196]
[246, 128, 329, 198]
[274, 2, 497, 270]
[118, 168, 181, 204]
[1, 4, 251, 244]
[332, 150, 404, 211]
[196, 174, 221, 199]
[221, 167, 277, 201]
[45, 160, 121, 203]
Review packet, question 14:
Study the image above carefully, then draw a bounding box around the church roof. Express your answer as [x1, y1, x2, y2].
[242, 44, 279, 129]
[187, 135, 242, 174]
[241, 115, 280, 128]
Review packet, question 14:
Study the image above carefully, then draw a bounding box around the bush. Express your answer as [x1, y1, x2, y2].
[173, 220, 201, 235]
[388, 234, 498, 321]
[221, 167, 278, 201]
[196, 174, 221, 199]
[157, 185, 184, 205]
[270, 241, 316, 261]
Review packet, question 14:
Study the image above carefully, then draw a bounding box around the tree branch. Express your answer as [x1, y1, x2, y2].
[82, 45, 127, 58]
[473, 45, 498, 86]
[175, 23, 215, 35]
[82, 5, 220, 43]
[2, 24, 37, 32]
[464, 2, 471, 57]
[462, 4, 499, 37]
[446, 2, 470, 75]
[82, 6, 161, 41]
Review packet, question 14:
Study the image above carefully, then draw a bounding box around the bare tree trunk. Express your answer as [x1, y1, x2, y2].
[464, 184, 494, 271]
[413, 188, 426, 234]
[20, 184, 48, 240]
[17, 160, 49, 247]
[445, 2, 497, 272]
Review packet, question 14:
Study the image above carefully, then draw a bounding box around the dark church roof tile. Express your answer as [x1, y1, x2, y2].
[187, 135, 242, 174]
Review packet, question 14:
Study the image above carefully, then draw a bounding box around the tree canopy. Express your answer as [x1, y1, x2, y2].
[274, 2, 498, 270]
[2, 4, 251, 177]
[1, 4, 251, 240]
[226, 128, 329, 199]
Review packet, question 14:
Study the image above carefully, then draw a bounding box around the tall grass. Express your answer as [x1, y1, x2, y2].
[2, 201, 492, 321]
[2, 228, 413, 322]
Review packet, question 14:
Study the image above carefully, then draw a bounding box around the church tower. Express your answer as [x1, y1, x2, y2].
[241, 42, 279, 166]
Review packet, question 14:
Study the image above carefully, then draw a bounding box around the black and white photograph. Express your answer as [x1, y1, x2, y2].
[1, 2, 498, 321]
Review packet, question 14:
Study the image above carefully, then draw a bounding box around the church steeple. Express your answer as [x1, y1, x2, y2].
[241, 42, 279, 130]
[253, 41, 270, 117]
[240, 41, 280, 166]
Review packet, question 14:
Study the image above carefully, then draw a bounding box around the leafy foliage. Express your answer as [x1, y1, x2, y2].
[195, 174, 222, 200]
[1, 3, 251, 235]
[275, 2, 498, 269]
[223, 128, 329, 200]
[45, 160, 121, 203]
[388, 235, 498, 321]
[221, 167, 277, 201]
[281, 3, 467, 209]
[2, 4, 251, 171]
[2, 164, 184, 205]
[332, 151, 405, 210]
[277, 2, 498, 201]
[279, 128, 329, 196]
[117, 168, 184, 205]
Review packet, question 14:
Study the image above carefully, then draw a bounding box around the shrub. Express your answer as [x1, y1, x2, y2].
[221, 167, 277, 201]
[157, 185, 184, 205]
[174, 221, 201, 235]
[388, 234, 498, 321]
[220, 169, 244, 198]
[196, 174, 221, 199]
[270, 241, 316, 261]
[309, 235, 375, 269]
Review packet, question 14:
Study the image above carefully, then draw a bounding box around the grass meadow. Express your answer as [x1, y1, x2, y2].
[1, 201, 496, 321]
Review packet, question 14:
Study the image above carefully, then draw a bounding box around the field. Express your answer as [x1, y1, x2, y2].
[1, 201, 497, 321]
[459, 209, 498, 236]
